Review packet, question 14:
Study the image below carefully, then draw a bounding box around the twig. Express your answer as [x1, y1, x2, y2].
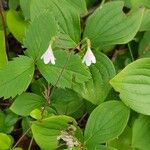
[78, 113, 88, 125]
[28, 136, 34, 150]
[12, 127, 31, 149]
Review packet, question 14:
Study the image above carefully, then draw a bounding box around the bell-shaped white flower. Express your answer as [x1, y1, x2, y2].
[82, 47, 96, 66]
[41, 44, 56, 65]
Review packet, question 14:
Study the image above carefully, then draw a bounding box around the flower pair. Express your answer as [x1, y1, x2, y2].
[41, 39, 96, 66]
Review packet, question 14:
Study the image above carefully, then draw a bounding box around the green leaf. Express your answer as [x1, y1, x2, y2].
[31, 78, 47, 96]
[0, 112, 5, 132]
[65, 0, 87, 14]
[0, 56, 34, 99]
[0, 133, 12, 150]
[139, 31, 150, 57]
[1, 110, 18, 133]
[120, 0, 132, 8]
[90, 145, 117, 150]
[8, 0, 19, 9]
[140, 9, 150, 31]
[21, 117, 30, 135]
[6, 10, 28, 43]
[51, 88, 85, 118]
[84, 1, 144, 49]
[10, 93, 45, 116]
[24, 11, 58, 59]
[84, 101, 130, 148]
[130, 0, 150, 9]
[110, 58, 150, 115]
[20, 0, 30, 20]
[73, 51, 116, 105]
[31, 115, 81, 150]
[132, 115, 150, 150]
[30, 109, 43, 120]
[0, 30, 7, 68]
[30, 0, 81, 49]
[108, 126, 132, 150]
[37, 50, 91, 89]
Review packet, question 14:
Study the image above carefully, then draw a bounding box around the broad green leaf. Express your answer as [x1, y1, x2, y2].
[6, 10, 28, 43]
[51, 88, 85, 118]
[65, 0, 87, 14]
[30, 109, 43, 120]
[0, 112, 5, 132]
[31, 115, 82, 150]
[119, 0, 132, 8]
[24, 12, 58, 59]
[130, 0, 150, 31]
[90, 145, 117, 150]
[139, 31, 150, 57]
[84, 1, 144, 49]
[130, 0, 150, 9]
[31, 107, 57, 120]
[132, 115, 150, 150]
[0, 56, 34, 99]
[10, 93, 45, 116]
[110, 58, 150, 115]
[8, 0, 19, 9]
[37, 50, 91, 89]
[30, 0, 81, 49]
[84, 101, 130, 148]
[31, 78, 47, 96]
[20, 0, 30, 20]
[73, 51, 116, 105]
[108, 126, 132, 150]
[0, 133, 12, 150]
[140, 9, 150, 31]
[21, 117, 31, 135]
[0, 110, 18, 133]
[0, 30, 7, 68]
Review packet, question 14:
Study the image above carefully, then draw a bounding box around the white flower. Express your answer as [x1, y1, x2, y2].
[82, 47, 96, 66]
[41, 44, 56, 65]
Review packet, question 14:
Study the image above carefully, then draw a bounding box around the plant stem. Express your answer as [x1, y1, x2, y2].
[49, 39, 86, 99]
[40, 39, 87, 119]
[100, 0, 106, 7]
[28, 136, 33, 150]
[12, 127, 31, 149]
[128, 43, 134, 61]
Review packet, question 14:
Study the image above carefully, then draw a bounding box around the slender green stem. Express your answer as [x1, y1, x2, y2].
[128, 43, 134, 61]
[28, 136, 34, 150]
[100, 0, 106, 8]
[40, 38, 87, 119]
[49, 38, 87, 99]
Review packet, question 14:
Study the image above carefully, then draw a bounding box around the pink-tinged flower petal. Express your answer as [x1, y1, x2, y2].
[41, 44, 56, 65]
[82, 48, 96, 66]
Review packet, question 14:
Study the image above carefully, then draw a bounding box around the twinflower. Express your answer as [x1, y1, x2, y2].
[82, 39, 96, 66]
[41, 38, 56, 65]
